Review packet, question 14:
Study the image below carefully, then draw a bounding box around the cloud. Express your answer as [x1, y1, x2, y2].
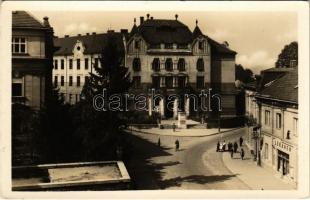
[63, 22, 98, 36]
[208, 29, 234, 42]
[275, 30, 297, 43]
[236, 50, 276, 74]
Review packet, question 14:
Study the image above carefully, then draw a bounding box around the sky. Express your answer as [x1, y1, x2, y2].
[31, 11, 298, 74]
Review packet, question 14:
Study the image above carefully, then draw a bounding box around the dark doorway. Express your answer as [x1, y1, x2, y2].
[165, 97, 174, 119]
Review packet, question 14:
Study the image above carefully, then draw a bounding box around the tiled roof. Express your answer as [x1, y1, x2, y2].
[130, 18, 236, 55]
[54, 32, 125, 55]
[12, 11, 45, 29]
[258, 69, 298, 103]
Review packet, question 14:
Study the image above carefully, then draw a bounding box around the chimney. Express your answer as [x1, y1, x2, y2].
[92, 32, 96, 35]
[77, 34, 81, 36]
[121, 29, 128, 34]
[175, 14, 178, 20]
[140, 16, 144, 25]
[65, 35, 69, 38]
[150, 16, 154, 20]
[86, 33, 90, 35]
[107, 30, 115, 33]
[222, 41, 229, 47]
[147, 13, 150, 20]
[43, 16, 50, 27]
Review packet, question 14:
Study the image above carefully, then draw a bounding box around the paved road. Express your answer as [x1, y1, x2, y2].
[125, 128, 250, 190]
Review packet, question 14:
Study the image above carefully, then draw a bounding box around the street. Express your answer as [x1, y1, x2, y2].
[125, 128, 250, 190]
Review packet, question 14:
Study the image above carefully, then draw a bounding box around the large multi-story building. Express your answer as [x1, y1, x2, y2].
[53, 31, 126, 104]
[12, 11, 54, 110]
[245, 68, 298, 187]
[126, 15, 237, 120]
[53, 14, 238, 121]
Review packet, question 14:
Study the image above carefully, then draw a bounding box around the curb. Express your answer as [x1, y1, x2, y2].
[125, 127, 245, 137]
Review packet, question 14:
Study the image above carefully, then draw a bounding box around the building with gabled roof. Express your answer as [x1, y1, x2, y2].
[126, 14, 237, 121]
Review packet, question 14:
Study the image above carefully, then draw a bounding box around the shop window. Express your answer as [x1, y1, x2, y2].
[165, 58, 173, 71]
[12, 37, 27, 54]
[196, 58, 204, 71]
[178, 58, 185, 71]
[277, 150, 289, 176]
[152, 58, 160, 72]
[133, 58, 141, 72]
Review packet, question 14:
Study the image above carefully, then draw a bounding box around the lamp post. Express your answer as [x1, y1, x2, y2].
[252, 126, 262, 166]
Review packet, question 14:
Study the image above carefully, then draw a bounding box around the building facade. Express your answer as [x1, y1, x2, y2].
[53, 31, 126, 104]
[126, 15, 237, 120]
[12, 11, 54, 110]
[245, 68, 298, 187]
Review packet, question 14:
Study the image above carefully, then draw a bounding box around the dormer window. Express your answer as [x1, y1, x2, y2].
[198, 41, 204, 50]
[77, 46, 81, 51]
[12, 37, 27, 54]
[133, 58, 141, 72]
[177, 44, 188, 49]
[150, 44, 160, 49]
[165, 43, 173, 49]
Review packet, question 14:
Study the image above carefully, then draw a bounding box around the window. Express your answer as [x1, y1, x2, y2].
[77, 59, 80, 70]
[54, 76, 58, 87]
[177, 58, 185, 71]
[61, 76, 64, 86]
[197, 76, 204, 89]
[94, 58, 99, 68]
[198, 41, 204, 50]
[61, 59, 64, 70]
[165, 58, 173, 71]
[265, 110, 271, 126]
[264, 143, 269, 159]
[197, 58, 204, 71]
[133, 58, 141, 72]
[12, 37, 26, 54]
[293, 117, 298, 136]
[165, 76, 173, 88]
[77, 76, 81, 87]
[178, 76, 186, 88]
[12, 83, 22, 97]
[69, 59, 73, 69]
[165, 43, 173, 49]
[132, 76, 141, 88]
[85, 58, 89, 70]
[54, 60, 58, 70]
[69, 76, 73, 86]
[152, 76, 160, 89]
[152, 58, 160, 72]
[134, 40, 140, 49]
[150, 44, 160, 49]
[177, 44, 188, 49]
[276, 113, 282, 129]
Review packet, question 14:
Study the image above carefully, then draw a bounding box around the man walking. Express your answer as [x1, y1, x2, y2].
[240, 148, 245, 160]
[216, 141, 220, 152]
[175, 139, 180, 151]
[233, 142, 238, 153]
[240, 136, 244, 147]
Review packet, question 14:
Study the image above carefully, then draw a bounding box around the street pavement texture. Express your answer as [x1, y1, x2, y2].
[124, 127, 295, 190]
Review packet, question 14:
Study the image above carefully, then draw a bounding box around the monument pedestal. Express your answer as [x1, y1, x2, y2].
[178, 112, 187, 129]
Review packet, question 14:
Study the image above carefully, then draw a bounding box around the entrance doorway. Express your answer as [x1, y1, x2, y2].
[277, 150, 289, 176]
[165, 97, 174, 119]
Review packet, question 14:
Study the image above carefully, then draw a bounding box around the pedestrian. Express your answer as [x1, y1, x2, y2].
[222, 140, 226, 151]
[216, 141, 220, 152]
[240, 148, 245, 160]
[240, 136, 244, 147]
[175, 139, 179, 151]
[234, 142, 238, 153]
[228, 142, 232, 151]
[173, 123, 176, 132]
[158, 138, 161, 147]
[230, 149, 234, 158]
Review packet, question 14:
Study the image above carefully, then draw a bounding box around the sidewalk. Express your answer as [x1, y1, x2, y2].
[222, 145, 296, 190]
[127, 126, 241, 137]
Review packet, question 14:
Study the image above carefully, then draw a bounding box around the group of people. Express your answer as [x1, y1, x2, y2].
[216, 136, 245, 160]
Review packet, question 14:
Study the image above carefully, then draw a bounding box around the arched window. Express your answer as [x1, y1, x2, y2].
[178, 58, 185, 71]
[197, 58, 204, 72]
[133, 58, 141, 72]
[152, 58, 160, 72]
[165, 58, 173, 71]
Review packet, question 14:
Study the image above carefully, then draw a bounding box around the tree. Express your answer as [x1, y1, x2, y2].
[235, 64, 255, 84]
[275, 41, 298, 68]
[73, 33, 131, 161]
